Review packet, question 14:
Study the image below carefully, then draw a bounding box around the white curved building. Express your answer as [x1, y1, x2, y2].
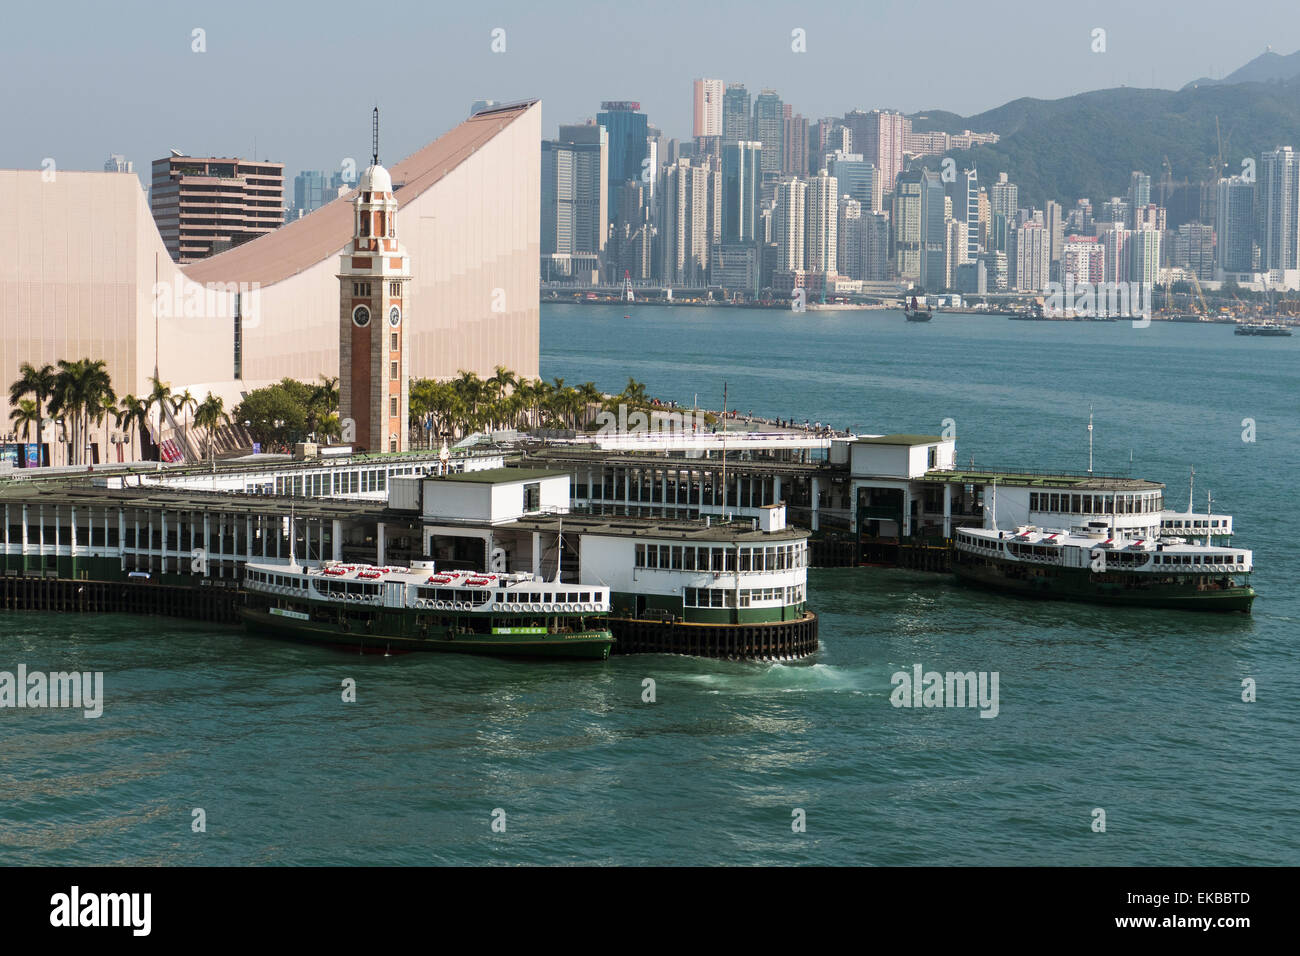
[0, 101, 541, 464]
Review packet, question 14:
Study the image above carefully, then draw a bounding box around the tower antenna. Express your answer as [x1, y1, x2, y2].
[372, 107, 380, 166]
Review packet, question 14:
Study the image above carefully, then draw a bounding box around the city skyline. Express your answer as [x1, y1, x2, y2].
[3, 0, 1299, 185]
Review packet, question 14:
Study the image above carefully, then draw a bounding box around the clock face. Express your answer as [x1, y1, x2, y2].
[352, 305, 371, 327]
[388, 306, 402, 327]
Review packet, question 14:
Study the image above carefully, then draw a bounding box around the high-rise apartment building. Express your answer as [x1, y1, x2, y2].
[104, 154, 134, 173]
[804, 169, 838, 274]
[783, 111, 809, 177]
[150, 154, 285, 263]
[989, 173, 1017, 246]
[1013, 221, 1050, 292]
[772, 178, 807, 272]
[1174, 223, 1216, 281]
[892, 174, 923, 281]
[1258, 146, 1300, 271]
[837, 197, 863, 280]
[1129, 229, 1162, 286]
[862, 211, 892, 281]
[1215, 176, 1255, 274]
[660, 158, 719, 285]
[752, 91, 785, 177]
[1062, 236, 1105, 284]
[1102, 227, 1132, 284]
[693, 79, 724, 137]
[844, 109, 910, 197]
[1044, 200, 1064, 265]
[1128, 171, 1151, 217]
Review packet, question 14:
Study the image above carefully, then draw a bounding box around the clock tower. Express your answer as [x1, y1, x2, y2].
[339, 111, 411, 454]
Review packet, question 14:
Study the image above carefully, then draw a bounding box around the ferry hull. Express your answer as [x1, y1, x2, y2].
[237, 607, 614, 659]
[952, 561, 1255, 613]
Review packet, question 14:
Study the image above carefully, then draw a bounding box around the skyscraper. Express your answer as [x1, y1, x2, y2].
[1174, 223, 1216, 281]
[1013, 221, 1050, 292]
[722, 141, 763, 242]
[1215, 176, 1255, 274]
[542, 123, 609, 261]
[804, 169, 838, 275]
[722, 84, 752, 145]
[892, 173, 923, 281]
[660, 158, 718, 285]
[1258, 146, 1300, 271]
[693, 79, 724, 137]
[104, 154, 133, 173]
[963, 168, 980, 257]
[293, 169, 330, 219]
[989, 173, 1017, 250]
[827, 152, 880, 210]
[752, 91, 785, 177]
[844, 110, 909, 195]
[1102, 227, 1132, 284]
[597, 100, 649, 220]
[918, 169, 947, 290]
[783, 111, 809, 177]
[837, 197, 863, 280]
[1129, 230, 1162, 286]
[862, 211, 892, 281]
[773, 178, 807, 272]
[1128, 171, 1151, 217]
[1044, 200, 1064, 265]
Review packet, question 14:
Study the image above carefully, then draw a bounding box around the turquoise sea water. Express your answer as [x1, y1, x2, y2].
[2, 306, 1297, 865]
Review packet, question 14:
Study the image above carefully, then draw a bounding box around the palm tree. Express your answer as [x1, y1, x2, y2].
[9, 362, 55, 464]
[577, 382, 602, 429]
[116, 394, 153, 461]
[8, 398, 40, 441]
[193, 394, 229, 464]
[146, 375, 176, 457]
[49, 358, 115, 466]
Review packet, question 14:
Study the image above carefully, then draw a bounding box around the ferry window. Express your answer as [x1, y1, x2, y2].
[1030, 493, 1038, 510]
[683, 547, 695, 571]
[739, 548, 751, 572]
[635, 543, 645, 567]
[671, 546, 683, 569]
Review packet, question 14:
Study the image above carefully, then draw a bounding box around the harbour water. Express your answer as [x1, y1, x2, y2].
[2, 306, 1297, 865]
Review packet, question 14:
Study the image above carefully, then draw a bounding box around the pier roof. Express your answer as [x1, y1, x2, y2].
[0, 480, 389, 519]
[508, 513, 809, 542]
[916, 469, 1162, 491]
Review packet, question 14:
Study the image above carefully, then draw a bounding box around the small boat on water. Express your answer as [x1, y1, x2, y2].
[904, 295, 932, 322]
[1233, 321, 1293, 336]
[239, 561, 615, 659]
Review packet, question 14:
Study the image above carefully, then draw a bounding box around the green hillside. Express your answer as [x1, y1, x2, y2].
[915, 77, 1300, 209]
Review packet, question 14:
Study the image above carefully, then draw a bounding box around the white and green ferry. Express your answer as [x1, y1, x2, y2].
[239, 561, 614, 658]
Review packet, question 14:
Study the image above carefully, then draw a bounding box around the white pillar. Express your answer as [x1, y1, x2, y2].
[943, 483, 952, 538]
[332, 519, 343, 562]
[376, 522, 385, 565]
[810, 476, 820, 532]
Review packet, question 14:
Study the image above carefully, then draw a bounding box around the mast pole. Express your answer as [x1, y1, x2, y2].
[720, 382, 728, 517]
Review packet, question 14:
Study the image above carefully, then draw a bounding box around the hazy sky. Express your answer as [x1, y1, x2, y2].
[2, 0, 1296, 183]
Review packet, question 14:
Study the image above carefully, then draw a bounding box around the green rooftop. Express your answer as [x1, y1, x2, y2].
[856, 434, 945, 445]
